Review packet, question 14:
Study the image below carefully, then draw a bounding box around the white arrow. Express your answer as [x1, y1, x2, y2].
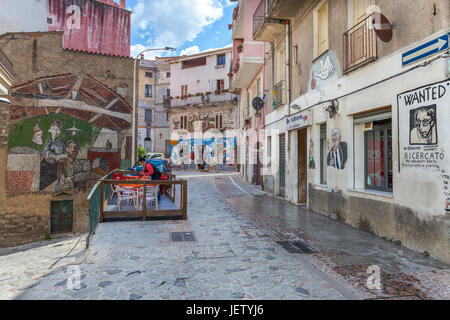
[403, 38, 448, 63]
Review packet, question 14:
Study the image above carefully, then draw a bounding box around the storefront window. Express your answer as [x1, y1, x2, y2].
[365, 120, 392, 192]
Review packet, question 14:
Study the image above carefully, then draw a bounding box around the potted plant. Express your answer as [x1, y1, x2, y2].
[206, 91, 212, 95]
[237, 44, 243, 53]
[214, 89, 220, 94]
[188, 93, 193, 98]
[175, 96, 180, 99]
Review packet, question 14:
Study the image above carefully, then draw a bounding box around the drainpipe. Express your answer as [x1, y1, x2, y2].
[285, 19, 291, 199]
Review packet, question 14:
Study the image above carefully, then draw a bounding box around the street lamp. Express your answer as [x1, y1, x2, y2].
[132, 47, 176, 164]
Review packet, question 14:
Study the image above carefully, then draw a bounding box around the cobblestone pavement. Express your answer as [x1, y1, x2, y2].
[3, 171, 449, 300]
[0, 234, 86, 300]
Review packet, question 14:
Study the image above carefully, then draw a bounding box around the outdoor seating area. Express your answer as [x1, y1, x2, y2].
[91, 169, 187, 222]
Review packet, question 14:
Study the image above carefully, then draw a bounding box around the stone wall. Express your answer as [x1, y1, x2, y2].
[0, 32, 136, 248]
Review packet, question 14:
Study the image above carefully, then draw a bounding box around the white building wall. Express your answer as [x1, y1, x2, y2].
[0, 0, 49, 35]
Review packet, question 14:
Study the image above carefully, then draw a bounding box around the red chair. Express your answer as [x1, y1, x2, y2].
[160, 175, 169, 195]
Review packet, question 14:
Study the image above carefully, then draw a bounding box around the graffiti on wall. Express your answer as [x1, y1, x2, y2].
[327, 128, 347, 170]
[7, 74, 131, 195]
[398, 79, 450, 211]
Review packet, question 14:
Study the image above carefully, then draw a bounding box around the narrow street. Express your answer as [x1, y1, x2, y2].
[3, 171, 449, 300]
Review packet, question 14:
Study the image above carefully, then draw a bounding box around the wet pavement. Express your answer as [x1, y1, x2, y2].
[2, 170, 449, 300]
[215, 174, 450, 300]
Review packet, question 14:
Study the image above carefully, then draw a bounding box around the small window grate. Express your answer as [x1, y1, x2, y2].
[170, 232, 197, 242]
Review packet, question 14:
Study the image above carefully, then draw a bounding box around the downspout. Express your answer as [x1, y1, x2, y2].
[285, 19, 291, 199]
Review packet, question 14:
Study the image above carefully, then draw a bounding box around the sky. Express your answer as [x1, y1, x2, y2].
[126, 0, 235, 59]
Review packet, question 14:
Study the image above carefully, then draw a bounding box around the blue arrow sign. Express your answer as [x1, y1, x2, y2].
[402, 34, 448, 67]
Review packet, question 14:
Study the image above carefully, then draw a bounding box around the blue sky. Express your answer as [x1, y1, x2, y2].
[126, 0, 234, 59]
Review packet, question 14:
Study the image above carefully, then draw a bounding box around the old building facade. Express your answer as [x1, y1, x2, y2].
[169, 48, 238, 170]
[0, 32, 135, 246]
[234, 0, 450, 262]
[230, 0, 267, 187]
[0, 0, 131, 58]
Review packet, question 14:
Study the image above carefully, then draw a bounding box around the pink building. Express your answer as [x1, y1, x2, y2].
[48, 0, 131, 57]
[230, 0, 267, 187]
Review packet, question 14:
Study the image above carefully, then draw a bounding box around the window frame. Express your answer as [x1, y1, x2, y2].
[145, 109, 153, 122]
[217, 54, 226, 66]
[145, 71, 153, 78]
[145, 84, 153, 98]
[364, 120, 393, 193]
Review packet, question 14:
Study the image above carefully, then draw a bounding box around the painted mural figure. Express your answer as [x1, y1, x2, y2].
[56, 140, 79, 192]
[42, 120, 67, 164]
[410, 105, 437, 145]
[32, 120, 43, 146]
[327, 128, 347, 170]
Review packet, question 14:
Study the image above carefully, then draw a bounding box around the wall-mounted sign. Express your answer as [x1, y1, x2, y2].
[398, 79, 450, 211]
[402, 34, 449, 67]
[286, 111, 312, 131]
[371, 12, 393, 43]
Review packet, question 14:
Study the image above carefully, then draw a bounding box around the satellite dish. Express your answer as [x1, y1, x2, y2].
[252, 97, 264, 111]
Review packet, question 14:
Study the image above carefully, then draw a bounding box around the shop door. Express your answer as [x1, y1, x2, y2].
[51, 200, 73, 234]
[279, 134, 286, 197]
[298, 129, 307, 204]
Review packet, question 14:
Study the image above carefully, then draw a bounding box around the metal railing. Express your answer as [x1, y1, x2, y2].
[171, 92, 236, 108]
[343, 13, 377, 72]
[253, 0, 266, 38]
[0, 48, 13, 77]
[274, 80, 284, 107]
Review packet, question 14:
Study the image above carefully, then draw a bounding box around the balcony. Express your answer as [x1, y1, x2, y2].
[231, 42, 265, 90]
[231, 1, 244, 40]
[171, 92, 237, 108]
[0, 48, 13, 78]
[343, 14, 377, 73]
[253, 0, 302, 42]
[274, 80, 285, 107]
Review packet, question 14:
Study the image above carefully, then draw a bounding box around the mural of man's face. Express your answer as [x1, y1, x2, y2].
[415, 109, 434, 139]
[49, 124, 61, 140]
[331, 134, 341, 150]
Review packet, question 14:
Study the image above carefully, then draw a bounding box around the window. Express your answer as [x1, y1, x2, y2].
[354, 0, 373, 25]
[145, 109, 152, 122]
[215, 114, 223, 129]
[145, 72, 153, 78]
[320, 124, 327, 185]
[365, 120, 392, 192]
[166, 112, 170, 122]
[166, 72, 171, 78]
[180, 116, 188, 129]
[216, 79, 225, 92]
[217, 54, 226, 66]
[166, 89, 171, 97]
[317, 1, 329, 56]
[181, 85, 187, 97]
[145, 84, 152, 98]
[257, 77, 262, 97]
[279, 48, 286, 82]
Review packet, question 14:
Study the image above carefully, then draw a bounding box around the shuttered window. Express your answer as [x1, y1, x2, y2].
[318, 2, 329, 56]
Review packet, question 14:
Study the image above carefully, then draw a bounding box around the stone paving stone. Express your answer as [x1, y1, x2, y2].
[5, 171, 447, 300]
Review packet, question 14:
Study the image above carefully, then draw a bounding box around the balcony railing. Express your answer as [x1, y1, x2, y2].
[343, 14, 377, 73]
[0, 48, 13, 77]
[274, 80, 284, 107]
[253, 0, 266, 38]
[171, 92, 236, 108]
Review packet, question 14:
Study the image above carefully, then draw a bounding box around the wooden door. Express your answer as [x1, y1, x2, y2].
[298, 129, 307, 204]
[51, 200, 73, 234]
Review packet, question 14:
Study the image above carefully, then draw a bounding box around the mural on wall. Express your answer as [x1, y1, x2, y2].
[7, 73, 131, 195]
[309, 52, 339, 92]
[409, 105, 437, 145]
[398, 80, 450, 211]
[327, 128, 347, 170]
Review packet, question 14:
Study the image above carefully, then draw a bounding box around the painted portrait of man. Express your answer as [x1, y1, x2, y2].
[327, 128, 347, 170]
[410, 105, 437, 145]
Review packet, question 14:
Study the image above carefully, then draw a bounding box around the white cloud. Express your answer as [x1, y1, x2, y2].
[131, 0, 230, 56]
[180, 46, 201, 56]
